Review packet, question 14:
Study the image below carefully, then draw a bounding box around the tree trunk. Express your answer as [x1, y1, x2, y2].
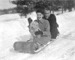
[62, 6, 63, 13]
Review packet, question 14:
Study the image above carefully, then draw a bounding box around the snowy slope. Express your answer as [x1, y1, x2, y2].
[0, 13, 31, 54]
[0, 11, 75, 60]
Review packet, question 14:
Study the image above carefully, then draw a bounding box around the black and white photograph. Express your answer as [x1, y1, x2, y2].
[0, 0, 75, 60]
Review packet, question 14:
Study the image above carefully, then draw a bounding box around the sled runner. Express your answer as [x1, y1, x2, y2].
[30, 41, 51, 54]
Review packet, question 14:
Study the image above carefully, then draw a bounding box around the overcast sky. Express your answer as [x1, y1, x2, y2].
[0, 0, 16, 9]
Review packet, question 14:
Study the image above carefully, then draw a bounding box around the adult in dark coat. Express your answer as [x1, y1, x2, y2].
[44, 8, 59, 39]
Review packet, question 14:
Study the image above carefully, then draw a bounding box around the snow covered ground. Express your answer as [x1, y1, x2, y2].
[0, 11, 75, 60]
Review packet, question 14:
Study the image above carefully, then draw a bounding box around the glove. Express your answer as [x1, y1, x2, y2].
[35, 30, 43, 36]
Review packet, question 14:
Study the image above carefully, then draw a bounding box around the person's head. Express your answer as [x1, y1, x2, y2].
[30, 21, 39, 31]
[36, 10, 44, 20]
[44, 7, 51, 18]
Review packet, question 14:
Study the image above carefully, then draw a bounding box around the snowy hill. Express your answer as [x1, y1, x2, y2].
[0, 11, 75, 60]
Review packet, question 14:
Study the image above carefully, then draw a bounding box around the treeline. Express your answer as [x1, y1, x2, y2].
[10, 0, 75, 15]
[0, 8, 17, 15]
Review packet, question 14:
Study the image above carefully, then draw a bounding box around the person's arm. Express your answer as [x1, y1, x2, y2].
[43, 20, 51, 38]
[50, 14, 59, 27]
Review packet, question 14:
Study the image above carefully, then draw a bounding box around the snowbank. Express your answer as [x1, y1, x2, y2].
[0, 14, 29, 53]
[57, 11, 75, 36]
[0, 14, 20, 21]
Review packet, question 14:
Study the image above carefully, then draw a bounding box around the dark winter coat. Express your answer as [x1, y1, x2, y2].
[44, 14, 59, 39]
